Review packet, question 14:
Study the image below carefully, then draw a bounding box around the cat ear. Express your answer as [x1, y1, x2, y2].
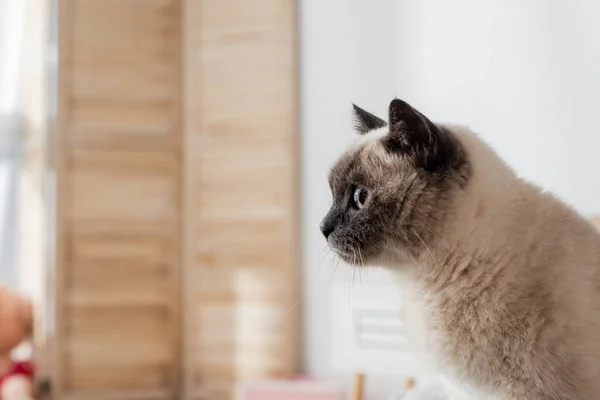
[352, 104, 387, 135]
[385, 98, 457, 172]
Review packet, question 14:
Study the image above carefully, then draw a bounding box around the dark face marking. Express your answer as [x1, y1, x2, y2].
[321, 147, 397, 264]
[321, 98, 472, 267]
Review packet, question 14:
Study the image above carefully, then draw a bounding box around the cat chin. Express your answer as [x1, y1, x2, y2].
[329, 247, 370, 267]
[332, 250, 360, 266]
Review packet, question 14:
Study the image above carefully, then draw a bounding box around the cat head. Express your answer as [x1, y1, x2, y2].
[320, 98, 472, 267]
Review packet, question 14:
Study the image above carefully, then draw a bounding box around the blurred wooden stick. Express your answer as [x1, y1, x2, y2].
[350, 373, 364, 400]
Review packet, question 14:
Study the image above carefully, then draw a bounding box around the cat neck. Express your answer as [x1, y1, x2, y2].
[410, 125, 534, 292]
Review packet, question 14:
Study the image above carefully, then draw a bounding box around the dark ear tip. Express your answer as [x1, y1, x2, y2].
[352, 103, 387, 134]
[388, 98, 409, 112]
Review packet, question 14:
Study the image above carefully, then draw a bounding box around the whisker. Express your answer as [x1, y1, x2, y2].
[357, 246, 365, 289]
[351, 247, 358, 293]
[331, 254, 342, 285]
[415, 230, 436, 265]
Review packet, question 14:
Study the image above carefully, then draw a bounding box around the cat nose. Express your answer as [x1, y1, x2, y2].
[320, 222, 334, 239]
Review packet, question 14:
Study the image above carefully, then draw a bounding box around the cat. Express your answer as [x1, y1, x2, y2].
[320, 98, 600, 399]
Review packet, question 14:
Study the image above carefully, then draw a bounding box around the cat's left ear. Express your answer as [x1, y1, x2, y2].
[352, 104, 387, 135]
[385, 98, 459, 172]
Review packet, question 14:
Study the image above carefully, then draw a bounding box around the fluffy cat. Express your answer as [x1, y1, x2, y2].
[321, 98, 600, 399]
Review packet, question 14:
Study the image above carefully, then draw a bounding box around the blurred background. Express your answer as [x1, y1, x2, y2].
[2, 1, 600, 399]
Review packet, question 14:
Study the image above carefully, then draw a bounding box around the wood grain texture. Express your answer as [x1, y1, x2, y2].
[55, 0, 182, 398]
[55, 0, 299, 398]
[182, 1, 300, 398]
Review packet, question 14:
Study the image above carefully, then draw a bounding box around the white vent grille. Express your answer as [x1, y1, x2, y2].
[353, 305, 410, 351]
[330, 282, 418, 375]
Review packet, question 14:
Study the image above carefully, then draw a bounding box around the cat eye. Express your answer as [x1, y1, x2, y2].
[353, 186, 368, 209]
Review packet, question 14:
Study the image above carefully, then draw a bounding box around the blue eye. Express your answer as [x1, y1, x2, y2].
[353, 186, 368, 209]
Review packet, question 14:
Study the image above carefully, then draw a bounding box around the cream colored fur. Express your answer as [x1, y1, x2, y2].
[326, 101, 600, 398]
[398, 125, 600, 399]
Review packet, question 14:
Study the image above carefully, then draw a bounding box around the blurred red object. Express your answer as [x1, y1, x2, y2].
[0, 284, 35, 399]
[0, 360, 35, 386]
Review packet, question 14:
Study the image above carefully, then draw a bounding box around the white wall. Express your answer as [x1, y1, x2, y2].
[393, 0, 600, 215]
[300, 0, 600, 397]
[0, 0, 27, 289]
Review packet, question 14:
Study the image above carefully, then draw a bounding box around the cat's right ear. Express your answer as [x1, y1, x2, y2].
[352, 104, 387, 135]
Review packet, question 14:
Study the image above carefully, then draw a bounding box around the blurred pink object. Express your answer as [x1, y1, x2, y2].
[237, 378, 343, 400]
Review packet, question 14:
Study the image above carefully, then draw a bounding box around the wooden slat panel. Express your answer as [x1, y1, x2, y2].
[57, 0, 297, 398]
[197, 219, 289, 269]
[63, 270, 175, 391]
[66, 307, 171, 364]
[68, 232, 173, 308]
[63, 388, 170, 400]
[67, 149, 178, 225]
[69, 0, 179, 142]
[56, 0, 181, 398]
[195, 267, 290, 300]
[182, 0, 299, 398]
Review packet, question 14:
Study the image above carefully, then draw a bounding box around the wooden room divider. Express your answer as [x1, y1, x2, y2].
[52, 1, 299, 399]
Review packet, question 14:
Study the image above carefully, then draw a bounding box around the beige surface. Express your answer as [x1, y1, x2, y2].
[55, 0, 182, 398]
[182, 1, 300, 398]
[55, 0, 299, 399]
